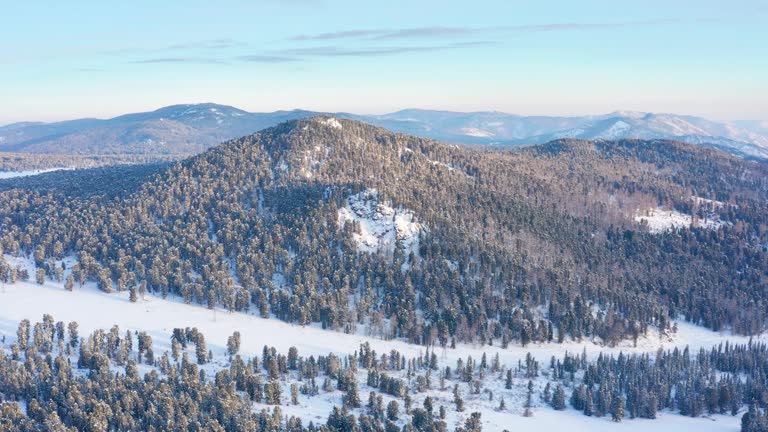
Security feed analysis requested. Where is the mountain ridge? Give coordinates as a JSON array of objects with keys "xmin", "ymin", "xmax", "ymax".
[{"xmin": 2, "ymin": 103, "xmax": 767, "ymax": 159}]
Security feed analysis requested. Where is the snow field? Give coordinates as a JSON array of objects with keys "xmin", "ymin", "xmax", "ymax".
[{"xmin": 0, "ymin": 254, "xmax": 758, "ymax": 431}]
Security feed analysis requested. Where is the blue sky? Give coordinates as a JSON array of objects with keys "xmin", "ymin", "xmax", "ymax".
[{"xmin": 1, "ymin": 0, "xmax": 766, "ymax": 123}]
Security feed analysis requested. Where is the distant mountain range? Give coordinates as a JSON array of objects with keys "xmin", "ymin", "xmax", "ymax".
[
  {"xmin": 361, "ymin": 109, "xmax": 768, "ymax": 159},
  {"xmin": 2, "ymin": 103, "xmax": 767, "ymax": 159}
]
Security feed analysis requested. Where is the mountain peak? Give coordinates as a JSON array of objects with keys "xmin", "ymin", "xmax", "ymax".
[{"xmin": 152, "ymin": 103, "xmax": 249, "ymax": 119}]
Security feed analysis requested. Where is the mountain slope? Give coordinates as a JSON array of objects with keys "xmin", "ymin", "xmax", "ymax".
[
  {"xmin": 1, "ymin": 117, "xmax": 767, "ymax": 346},
  {"xmin": 2, "ymin": 104, "xmax": 767, "ymax": 159},
  {"xmin": 0, "ymin": 104, "xmax": 316, "ymax": 155}
]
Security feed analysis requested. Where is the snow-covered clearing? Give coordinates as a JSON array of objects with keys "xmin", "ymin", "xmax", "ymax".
[
  {"xmin": 318, "ymin": 117, "xmax": 343, "ymax": 129},
  {"xmin": 478, "ymin": 409, "xmax": 740, "ymax": 432},
  {"xmin": 263, "ymin": 388, "xmax": 740, "ymax": 432},
  {"xmin": 0, "ymin": 251, "xmax": 759, "ymax": 431},
  {"xmin": 0, "ymin": 167, "xmax": 71, "ymax": 179},
  {"xmin": 0, "ymin": 264, "xmax": 756, "ymax": 368},
  {"xmin": 634, "ymin": 207, "xmax": 726, "ymax": 233},
  {"xmin": 337, "ymin": 189, "xmax": 426, "ymax": 257}
]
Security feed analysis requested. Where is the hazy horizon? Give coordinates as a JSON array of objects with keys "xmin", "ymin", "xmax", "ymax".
[{"xmin": 2, "ymin": 102, "xmax": 766, "ymax": 128}]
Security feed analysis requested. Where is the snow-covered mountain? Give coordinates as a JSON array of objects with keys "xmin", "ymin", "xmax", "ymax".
[
  {"xmin": 365, "ymin": 110, "xmax": 768, "ymax": 159},
  {"xmin": 0, "ymin": 104, "xmax": 315, "ymax": 155},
  {"xmin": 2, "ymin": 104, "xmax": 767, "ymax": 159}
]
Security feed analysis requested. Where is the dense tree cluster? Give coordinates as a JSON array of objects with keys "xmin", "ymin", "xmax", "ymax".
[
  {"xmin": 534, "ymin": 340, "xmax": 768, "ymax": 428},
  {"xmin": 0, "ymin": 118, "xmax": 766, "ymax": 348},
  {"xmin": 0, "ymin": 315, "xmax": 487, "ymax": 432},
  {"xmin": 0, "ymin": 152, "xmax": 178, "ymax": 173},
  {"xmin": 8, "ymin": 313, "xmax": 768, "ymax": 431}
]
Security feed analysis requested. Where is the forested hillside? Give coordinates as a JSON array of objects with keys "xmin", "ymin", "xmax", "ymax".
[
  {"xmin": 1, "ymin": 117, "xmax": 766, "ymax": 347},
  {"xmin": 3, "ymin": 313, "xmax": 768, "ymax": 431}
]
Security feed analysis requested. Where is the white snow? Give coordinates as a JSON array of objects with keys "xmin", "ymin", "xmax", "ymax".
[
  {"xmin": 0, "ymin": 168, "xmax": 71, "ymax": 179},
  {"xmin": 596, "ymin": 120, "xmax": 631, "ymax": 139},
  {"xmin": 634, "ymin": 208, "xmax": 693, "ymax": 233},
  {"xmin": 460, "ymin": 127, "xmax": 495, "ymax": 138},
  {"xmin": 634, "ymin": 207, "xmax": 726, "ymax": 233},
  {"xmin": 1, "ymin": 255, "xmax": 757, "ymax": 367},
  {"xmin": 337, "ymin": 189, "xmax": 425, "ymax": 256},
  {"xmin": 478, "ymin": 408, "xmax": 740, "ymax": 432},
  {"xmin": 429, "ymin": 159, "xmax": 456, "ymax": 171},
  {"xmin": 552, "ymin": 128, "xmax": 584, "ymax": 139},
  {"xmin": 692, "ymin": 195, "xmax": 734, "ymax": 209},
  {"xmin": 319, "ymin": 117, "xmax": 343, "ymax": 129},
  {"xmin": 0, "ymin": 254, "xmax": 759, "ymax": 432}
]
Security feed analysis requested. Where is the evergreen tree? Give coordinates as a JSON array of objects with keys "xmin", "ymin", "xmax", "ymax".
[
  {"xmin": 611, "ymin": 394, "xmax": 625, "ymax": 422},
  {"xmin": 387, "ymin": 400, "xmax": 399, "ymax": 421},
  {"xmin": 551, "ymin": 385, "xmax": 566, "ymax": 410}
]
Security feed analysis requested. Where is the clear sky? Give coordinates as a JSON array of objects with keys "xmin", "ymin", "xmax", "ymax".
[{"xmin": 1, "ymin": 0, "xmax": 766, "ymax": 124}]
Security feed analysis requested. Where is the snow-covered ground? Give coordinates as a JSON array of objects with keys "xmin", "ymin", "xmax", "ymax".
[
  {"xmin": 460, "ymin": 127, "xmax": 495, "ymax": 138},
  {"xmin": 478, "ymin": 409, "xmax": 740, "ymax": 432},
  {"xmin": 1, "ymin": 262, "xmax": 755, "ymax": 367},
  {"xmin": 595, "ymin": 120, "xmax": 631, "ymax": 139},
  {"xmin": 634, "ymin": 207, "xmax": 726, "ymax": 233},
  {"xmin": 337, "ymin": 189, "xmax": 426, "ymax": 257},
  {"xmin": 0, "ymin": 167, "xmax": 71, "ymax": 179},
  {"xmin": 0, "ymin": 252, "xmax": 758, "ymax": 431},
  {"xmin": 319, "ymin": 117, "xmax": 343, "ymax": 129}
]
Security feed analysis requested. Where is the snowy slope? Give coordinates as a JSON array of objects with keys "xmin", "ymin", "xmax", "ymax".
[
  {"xmin": 0, "ymin": 254, "xmax": 758, "ymax": 431},
  {"xmin": 367, "ymin": 110, "xmax": 768, "ymax": 159},
  {"xmin": 634, "ymin": 208, "xmax": 727, "ymax": 233},
  {"xmin": 0, "ymin": 167, "xmax": 71, "ymax": 179}
]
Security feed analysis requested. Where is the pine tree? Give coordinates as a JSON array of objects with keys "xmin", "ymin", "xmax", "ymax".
[
  {"xmin": 387, "ymin": 400, "xmax": 399, "ymax": 421},
  {"xmin": 464, "ymin": 412, "xmax": 482, "ymax": 432},
  {"xmin": 552, "ymin": 385, "xmax": 566, "ymax": 410},
  {"xmin": 584, "ymin": 391, "xmax": 593, "ymax": 417},
  {"xmin": 453, "ymin": 384, "xmax": 465, "ymax": 412},
  {"xmin": 524, "ymin": 380, "xmax": 534, "ymax": 417},
  {"xmin": 291, "ymin": 383, "xmax": 299, "ymax": 405},
  {"xmin": 423, "ymin": 396, "xmax": 433, "ymax": 415},
  {"xmin": 67, "ymin": 321, "xmax": 79, "ymax": 348},
  {"xmin": 196, "ymin": 333, "xmax": 207, "ymax": 365},
  {"xmin": 16, "ymin": 319, "xmax": 30, "ymax": 350},
  {"xmin": 227, "ymin": 331, "xmax": 241, "ymax": 356},
  {"xmin": 35, "ymin": 268, "xmax": 45, "ymax": 285},
  {"xmin": 344, "ymin": 380, "xmax": 361, "ymax": 408},
  {"xmin": 611, "ymin": 393, "xmax": 625, "ymax": 422}
]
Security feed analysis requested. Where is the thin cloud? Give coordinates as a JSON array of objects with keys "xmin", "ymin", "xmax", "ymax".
[
  {"xmin": 289, "ymin": 20, "xmax": 676, "ymax": 42},
  {"xmin": 129, "ymin": 57, "xmax": 228, "ymax": 65},
  {"xmin": 166, "ymin": 38, "xmax": 244, "ymax": 50},
  {"xmin": 275, "ymin": 41, "xmax": 493, "ymax": 58},
  {"xmin": 371, "ymin": 26, "xmax": 481, "ymax": 40},
  {"xmin": 237, "ymin": 55, "xmax": 299, "ymax": 63},
  {"xmin": 290, "ymin": 30, "xmax": 386, "ymax": 41},
  {"xmin": 103, "ymin": 39, "xmax": 245, "ymax": 56},
  {"xmin": 500, "ymin": 19, "xmax": 676, "ymax": 33}
]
